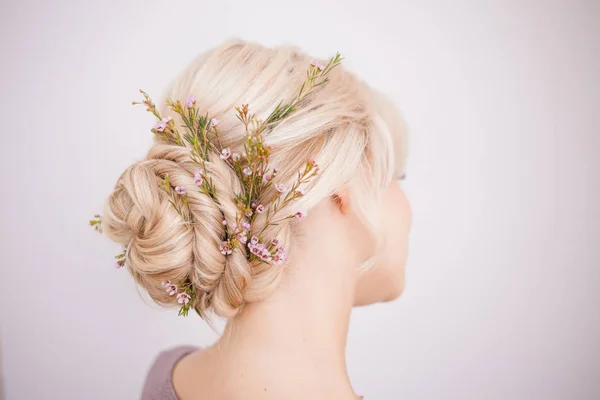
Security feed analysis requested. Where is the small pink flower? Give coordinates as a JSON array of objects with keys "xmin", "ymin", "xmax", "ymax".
[
  {"xmin": 259, "ymin": 247, "xmax": 272, "ymax": 262},
  {"xmin": 219, "ymin": 241, "xmax": 233, "ymax": 255},
  {"xmin": 154, "ymin": 116, "xmax": 173, "ymax": 132},
  {"xmin": 310, "ymin": 59, "xmax": 325, "ymax": 71},
  {"xmin": 194, "ymin": 172, "xmax": 203, "ymax": 186},
  {"xmin": 154, "ymin": 122, "xmax": 165, "ymax": 132},
  {"xmin": 175, "ymin": 185, "xmax": 187, "ymax": 195},
  {"xmin": 271, "ymin": 238, "xmax": 279, "ymax": 246},
  {"xmin": 238, "ymin": 232, "xmax": 248, "ymax": 244},
  {"xmin": 210, "ymin": 118, "xmax": 219, "ymax": 127},
  {"xmin": 295, "ymin": 210, "xmax": 307, "ymax": 220},
  {"xmin": 243, "ymin": 167, "xmax": 252, "ymax": 176},
  {"xmin": 250, "ymin": 236, "xmax": 259, "ymax": 245},
  {"xmin": 230, "ymin": 222, "xmax": 237, "ymax": 229},
  {"xmin": 273, "ymin": 253, "xmax": 286, "ymax": 264},
  {"xmin": 185, "ymin": 96, "xmax": 196, "ymax": 109},
  {"xmin": 273, "ymin": 246, "xmax": 288, "ymax": 264},
  {"xmin": 220, "ymin": 148, "xmax": 231, "ymax": 160},
  {"xmin": 248, "ymin": 242, "xmax": 266, "ymax": 257},
  {"xmin": 222, "ymin": 219, "xmax": 227, "ymax": 226},
  {"xmin": 256, "ymin": 204, "xmax": 265, "ymax": 214},
  {"xmin": 161, "ymin": 280, "xmax": 170, "ymax": 287},
  {"xmin": 232, "ymin": 153, "xmax": 241, "ymax": 162},
  {"xmin": 275, "ymin": 183, "xmax": 288, "ymax": 193},
  {"xmin": 177, "ymin": 292, "xmax": 191, "ymax": 305},
  {"xmin": 165, "ymin": 283, "xmax": 178, "ymax": 296},
  {"xmin": 242, "ymin": 222, "xmax": 251, "ymax": 230},
  {"xmin": 245, "ymin": 210, "xmax": 253, "ymax": 217},
  {"xmin": 272, "ymin": 167, "xmax": 279, "ymax": 175},
  {"xmin": 251, "ymin": 201, "xmax": 257, "ymax": 208},
  {"xmin": 115, "ymin": 262, "xmax": 123, "ymax": 269},
  {"xmin": 264, "ymin": 174, "xmax": 271, "ymax": 181},
  {"xmin": 297, "ymin": 189, "xmax": 306, "ymax": 196}
]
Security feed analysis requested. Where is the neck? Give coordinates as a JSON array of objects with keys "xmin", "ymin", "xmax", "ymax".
[{"xmin": 215, "ymin": 216, "xmax": 359, "ymax": 392}]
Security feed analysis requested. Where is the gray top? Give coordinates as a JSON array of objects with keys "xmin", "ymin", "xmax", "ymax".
[{"xmin": 140, "ymin": 345, "xmax": 198, "ymax": 400}]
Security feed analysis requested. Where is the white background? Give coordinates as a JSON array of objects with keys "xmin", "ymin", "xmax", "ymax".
[{"xmin": 1, "ymin": 0, "xmax": 599, "ymax": 399}]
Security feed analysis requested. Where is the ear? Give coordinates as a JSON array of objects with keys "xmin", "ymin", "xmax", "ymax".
[{"xmin": 331, "ymin": 189, "xmax": 351, "ymax": 215}]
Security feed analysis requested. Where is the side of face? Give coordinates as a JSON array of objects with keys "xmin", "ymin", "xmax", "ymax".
[{"xmin": 353, "ymin": 181, "xmax": 412, "ymax": 306}]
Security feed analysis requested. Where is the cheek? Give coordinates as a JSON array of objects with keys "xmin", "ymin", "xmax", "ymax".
[
  {"xmin": 379, "ymin": 183, "xmax": 411, "ymax": 294},
  {"xmin": 387, "ymin": 183, "xmax": 412, "ymax": 242},
  {"xmin": 354, "ymin": 183, "xmax": 412, "ymax": 305}
]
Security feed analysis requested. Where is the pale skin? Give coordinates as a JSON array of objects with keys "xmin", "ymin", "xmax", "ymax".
[{"xmin": 173, "ymin": 179, "xmax": 412, "ymax": 400}]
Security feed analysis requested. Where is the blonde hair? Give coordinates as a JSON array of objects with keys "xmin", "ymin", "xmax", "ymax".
[{"xmin": 101, "ymin": 39, "xmax": 408, "ymax": 319}]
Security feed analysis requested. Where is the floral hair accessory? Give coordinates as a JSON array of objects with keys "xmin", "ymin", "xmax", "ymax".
[
  {"xmin": 295, "ymin": 210, "xmax": 307, "ymax": 220},
  {"xmin": 114, "ymin": 248, "xmax": 127, "ymax": 269},
  {"xmin": 310, "ymin": 59, "xmax": 326, "ymax": 71},
  {"xmin": 177, "ymin": 292, "xmax": 191, "ymax": 305},
  {"xmin": 185, "ymin": 96, "xmax": 196, "ymax": 109},
  {"xmin": 90, "ymin": 53, "xmax": 343, "ymax": 317},
  {"xmin": 89, "ymin": 214, "xmax": 103, "ymax": 233}
]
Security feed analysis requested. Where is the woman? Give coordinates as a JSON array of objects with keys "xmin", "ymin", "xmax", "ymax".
[{"xmin": 94, "ymin": 39, "xmax": 411, "ymax": 399}]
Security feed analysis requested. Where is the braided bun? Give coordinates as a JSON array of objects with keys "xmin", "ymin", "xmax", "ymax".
[{"xmin": 105, "ymin": 142, "xmax": 263, "ymax": 316}]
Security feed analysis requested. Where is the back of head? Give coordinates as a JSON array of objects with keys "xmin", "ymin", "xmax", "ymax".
[{"xmin": 100, "ymin": 39, "xmax": 407, "ymax": 319}]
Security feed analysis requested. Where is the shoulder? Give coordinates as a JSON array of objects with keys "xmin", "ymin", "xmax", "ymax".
[{"xmin": 140, "ymin": 345, "xmax": 200, "ymax": 400}]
